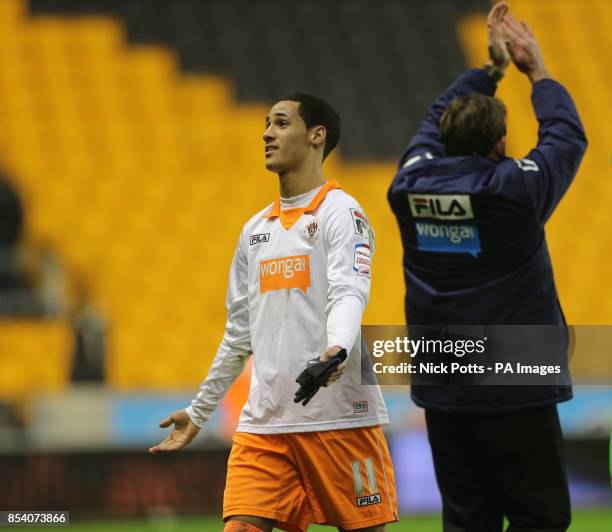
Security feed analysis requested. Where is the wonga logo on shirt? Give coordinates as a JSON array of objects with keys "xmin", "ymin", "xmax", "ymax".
[
  {"xmin": 408, "ymin": 194, "xmax": 481, "ymax": 256},
  {"xmin": 260, "ymin": 255, "xmax": 310, "ymax": 293}
]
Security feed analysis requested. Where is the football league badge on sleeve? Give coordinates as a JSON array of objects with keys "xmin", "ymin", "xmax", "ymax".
[
  {"xmin": 353, "ymin": 243, "xmax": 371, "ymax": 277},
  {"xmin": 350, "ymin": 208, "xmax": 370, "ymax": 238}
]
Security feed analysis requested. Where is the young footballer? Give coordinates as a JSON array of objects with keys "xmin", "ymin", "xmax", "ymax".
[{"xmin": 150, "ymin": 92, "xmax": 397, "ymax": 531}]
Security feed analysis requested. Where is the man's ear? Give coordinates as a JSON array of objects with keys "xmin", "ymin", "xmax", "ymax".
[
  {"xmin": 496, "ymin": 135, "xmax": 507, "ymax": 158},
  {"xmin": 310, "ymin": 125, "xmax": 327, "ymax": 149},
  {"xmin": 488, "ymin": 135, "xmax": 506, "ymax": 161}
]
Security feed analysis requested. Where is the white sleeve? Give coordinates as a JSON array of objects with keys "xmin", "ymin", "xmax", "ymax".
[
  {"xmin": 185, "ymin": 231, "xmax": 251, "ymax": 428},
  {"xmin": 325, "ymin": 203, "xmax": 373, "ymax": 354}
]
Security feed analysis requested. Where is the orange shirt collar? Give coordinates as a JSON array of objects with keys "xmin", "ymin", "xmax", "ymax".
[{"xmin": 264, "ymin": 180, "xmax": 342, "ymax": 230}]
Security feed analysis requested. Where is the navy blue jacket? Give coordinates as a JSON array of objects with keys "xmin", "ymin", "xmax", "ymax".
[{"xmin": 388, "ymin": 69, "xmax": 587, "ymax": 411}]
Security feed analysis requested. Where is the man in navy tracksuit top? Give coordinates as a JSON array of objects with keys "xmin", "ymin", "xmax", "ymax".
[{"xmin": 388, "ymin": 4, "xmax": 587, "ymax": 531}]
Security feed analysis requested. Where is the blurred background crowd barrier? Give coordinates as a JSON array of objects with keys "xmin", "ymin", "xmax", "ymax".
[{"xmin": 0, "ymin": 0, "xmax": 611, "ymax": 520}]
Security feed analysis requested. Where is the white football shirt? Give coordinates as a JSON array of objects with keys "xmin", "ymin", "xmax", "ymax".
[{"xmin": 186, "ymin": 181, "xmax": 389, "ymax": 433}]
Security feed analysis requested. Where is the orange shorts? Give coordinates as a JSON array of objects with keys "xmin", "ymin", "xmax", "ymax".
[{"xmin": 223, "ymin": 425, "xmax": 398, "ymax": 531}]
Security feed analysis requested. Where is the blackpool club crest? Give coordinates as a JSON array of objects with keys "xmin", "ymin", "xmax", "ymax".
[{"xmin": 303, "ymin": 217, "xmax": 321, "ymax": 244}]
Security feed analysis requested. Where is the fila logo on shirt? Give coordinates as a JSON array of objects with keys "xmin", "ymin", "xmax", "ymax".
[
  {"xmin": 408, "ymin": 194, "xmax": 474, "ymax": 220},
  {"xmin": 353, "ymin": 401, "xmax": 368, "ymax": 413},
  {"xmin": 260, "ymin": 255, "xmax": 310, "ymax": 293},
  {"xmin": 250, "ymin": 233, "xmax": 270, "ymax": 245}
]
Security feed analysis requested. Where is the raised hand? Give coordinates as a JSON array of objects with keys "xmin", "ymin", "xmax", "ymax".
[
  {"xmin": 487, "ymin": 2, "xmax": 511, "ymax": 71},
  {"xmin": 501, "ymin": 13, "xmax": 550, "ymax": 82}
]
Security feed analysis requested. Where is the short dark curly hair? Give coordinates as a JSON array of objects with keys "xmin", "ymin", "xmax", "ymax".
[
  {"xmin": 440, "ymin": 93, "xmax": 507, "ymax": 157},
  {"xmin": 279, "ymin": 92, "xmax": 341, "ymax": 160}
]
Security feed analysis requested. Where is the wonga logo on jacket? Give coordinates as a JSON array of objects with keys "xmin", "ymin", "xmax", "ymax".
[{"xmin": 260, "ymin": 255, "xmax": 310, "ymax": 293}]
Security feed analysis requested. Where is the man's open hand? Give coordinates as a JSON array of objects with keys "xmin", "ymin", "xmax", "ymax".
[
  {"xmin": 501, "ymin": 12, "xmax": 550, "ymax": 82},
  {"xmin": 148, "ymin": 409, "xmax": 200, "ymax": 454},
  {"xmin": 487, "ymin": 2, "xmax": 511, "ymax": 72}
]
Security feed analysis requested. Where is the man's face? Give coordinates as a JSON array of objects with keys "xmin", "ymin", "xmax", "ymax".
[{"xmin": 263, "ymin": 101, "xmax": 310, "ymax": 173}]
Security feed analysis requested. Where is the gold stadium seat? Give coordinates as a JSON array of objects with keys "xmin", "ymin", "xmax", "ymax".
[
  {"xmin": 0, "ymin": 320, "xmax": 72, "ymax": 403},
  {"xmin": 459, "ymin": 0, "xmax": 612, "ymax": 324},
  {"xmin": 0, "ymin": 0, "xmax": 609, "ymax": 398}
]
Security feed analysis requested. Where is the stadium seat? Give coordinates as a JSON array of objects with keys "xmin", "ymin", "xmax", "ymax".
[
  {"xmin": 0, "ymin": 0, "xmax": 608, "ymax": 401},
  {"xmin": 458, "ymin": 0, "xmax": 612, "ymax": 324},
  {"xmin": 0, "ymin": 320, "xmax": 72, "ymax": 403}
]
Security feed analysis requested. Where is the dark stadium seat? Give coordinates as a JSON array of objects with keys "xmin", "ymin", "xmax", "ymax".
[
  {"xmin": 4, "ymin": 0, "xmax": 607, "ymax": 395},
  {"xmin": 29, "ymin": 0, "xmax": 489, "ymax": 160}
]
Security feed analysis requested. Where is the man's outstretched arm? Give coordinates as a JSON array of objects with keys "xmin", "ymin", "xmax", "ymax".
[
  {"xmin": 398, "ymin": 2, "xmax": 511, "ymax": 168},
  {"xmin": 149, "ymin": 232, "xmax": 251, "ymax": 453},
  {"xmin": 501, "ymin": 13, "xmax": 587, "ymax": 224}
]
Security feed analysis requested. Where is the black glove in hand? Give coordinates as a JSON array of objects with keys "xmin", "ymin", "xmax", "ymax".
[{"xmin": 293, "ymin": 349, "xmax": 348, "ymax": 406}]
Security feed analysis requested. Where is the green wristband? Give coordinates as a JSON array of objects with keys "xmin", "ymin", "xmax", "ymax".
[{"xmin": 483, "ymin": 63, "xmax": 505, "ymax": 82}]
